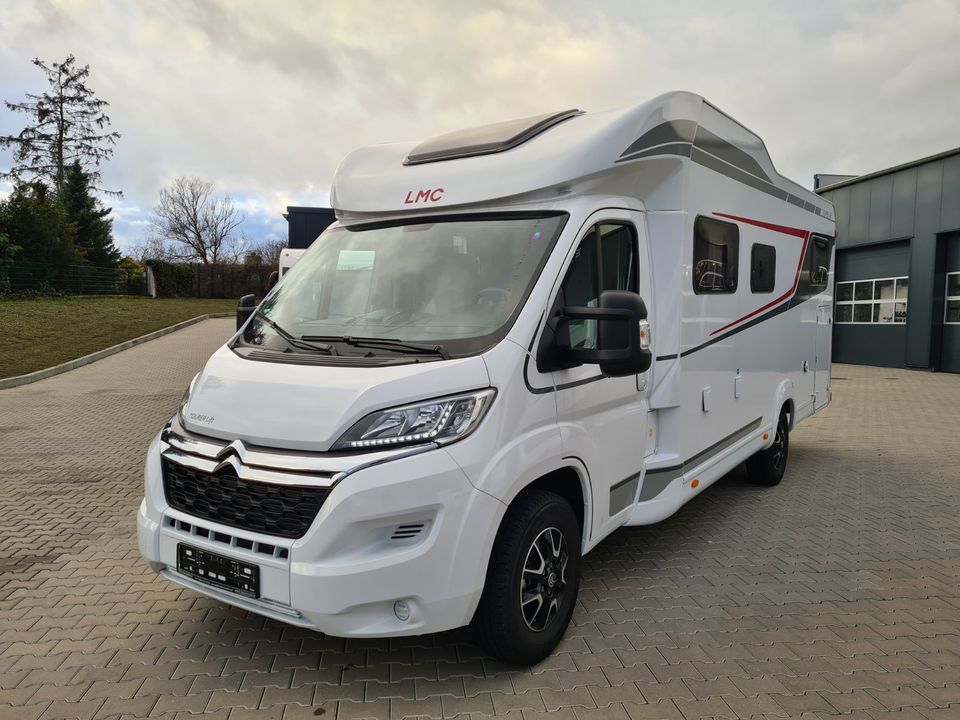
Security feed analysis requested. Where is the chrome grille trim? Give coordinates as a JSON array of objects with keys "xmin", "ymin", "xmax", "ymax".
[
  {"xmin": 159, "ymin": 418, "xmax": 438, "ymax": 489},
  {"xmin": 161, "ymin": 423, "xmax": 338, "ymax": 488}
]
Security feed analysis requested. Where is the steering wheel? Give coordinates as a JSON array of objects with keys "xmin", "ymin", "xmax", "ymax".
[{"xmin": 472, "ymin": 287, "xmax": 510, "ymax": 307}]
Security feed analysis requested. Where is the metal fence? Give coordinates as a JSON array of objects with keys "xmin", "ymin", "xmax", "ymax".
[
  {"xmin": 149, "ymin": 261, "xmax": 274, "ymax": 299},
  {"xmin": 0, "ymin": 262, "xmax": 147, "ymax": 296}
]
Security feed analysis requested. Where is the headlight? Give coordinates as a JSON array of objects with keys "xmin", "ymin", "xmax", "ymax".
[
  {"xmin": 177, "ymin": 374, "xmax": 199, "ymax": 425},
  {"xmin": 331, "ymin": 388, "xmax": 496, "ymax": 451}
]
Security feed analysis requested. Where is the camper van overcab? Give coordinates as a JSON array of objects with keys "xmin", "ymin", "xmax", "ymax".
[{"xmin": 138, "ymin": 91, "xmax": 836, "ymax": 664}]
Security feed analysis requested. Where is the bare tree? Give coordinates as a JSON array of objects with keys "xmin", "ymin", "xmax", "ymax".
[
  {"xmin": 129, "ymin": 234, "xmax": 177, "ymax": 264},
  {"xmin": 253, "ymin": 237, "xmax": 287, "ymax": 268},
  {"xmin": 149, "ymin": 176, "xmax": 244, "ymax": 295},
  {"xmin": 0, "ymin": 54, "xmax": 121, "ymax": 195},
  {"xmin": 150, "ymin": 176, "xmax": 243, "ymax": 264}
]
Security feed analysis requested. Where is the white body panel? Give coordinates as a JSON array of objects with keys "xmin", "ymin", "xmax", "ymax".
[
  {"xmin": 279, "ymin": 248, "xmax": 306, "ymax": 277},
  {"xmin": 139, "ymin": 92, "xmax": 835, "ymax": 637}
]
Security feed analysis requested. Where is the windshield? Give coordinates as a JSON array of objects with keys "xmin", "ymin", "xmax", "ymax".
[{"xmin": 239, "ymin": 213, "xmax": 567, "ymax": 358}]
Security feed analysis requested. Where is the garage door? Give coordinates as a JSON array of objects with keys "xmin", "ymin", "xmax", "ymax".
[
  {"xmin": 833, "ymin": 241, "xmax": 911, "ymax": 368},
  {"xmin": 941, "ymin": 235, "xmax": 960, "ymax": 373}
]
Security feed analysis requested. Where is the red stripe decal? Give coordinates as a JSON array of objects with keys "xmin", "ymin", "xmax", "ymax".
[
  {"xmin": 713, "ymin": 212, "xmax": 809, "ymax": 238},
  {"xmin": 708, "ymin": 212, "xmax": 810, "ymax": 337}
]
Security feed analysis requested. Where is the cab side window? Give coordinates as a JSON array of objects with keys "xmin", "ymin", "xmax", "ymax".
[{"xmin": 560, "ymin": 223, "xmax": 638, "ymax": 349}]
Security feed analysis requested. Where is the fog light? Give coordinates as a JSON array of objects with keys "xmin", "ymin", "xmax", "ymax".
[{"xmin": 394, "ymin": 600, "xmax": 411, "ymax": 622}]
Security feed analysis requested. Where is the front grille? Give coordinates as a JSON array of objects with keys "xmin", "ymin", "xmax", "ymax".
[{"xmin": 162, "ymin": 458, "xmax": 329, "ymax": 539}]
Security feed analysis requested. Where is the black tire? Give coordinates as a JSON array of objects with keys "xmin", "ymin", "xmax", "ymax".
[
  {"xmin": 746, "ymin": 410, "xmax": 789, "ymax": 486},
  {"xmin": 473, "ymin": 489, "xmax": 581, "ymax": 666}
]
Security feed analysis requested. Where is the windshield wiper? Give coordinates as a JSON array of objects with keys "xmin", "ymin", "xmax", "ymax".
[
  {"xmin": 301, "ymin": 335, "xmax": 450, "ymax": 360},
  {"xmin": 255, "ymin": 310, "xmax": 339, "ymax": 355}
]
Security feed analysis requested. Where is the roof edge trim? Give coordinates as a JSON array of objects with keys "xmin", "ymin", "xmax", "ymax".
[{"xmin": 816, "ymin": 146, "xmax": 960, "ymax": 193}]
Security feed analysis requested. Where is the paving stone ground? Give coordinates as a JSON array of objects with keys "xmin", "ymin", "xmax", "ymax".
[{"xmin": 1, "ymin": 317, "xmax": 959, "ymax": 720}]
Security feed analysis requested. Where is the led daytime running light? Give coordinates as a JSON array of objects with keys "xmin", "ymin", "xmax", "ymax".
[{"xmin": 332, "ymin": 389, "xmax": 495, "ymax": 452}]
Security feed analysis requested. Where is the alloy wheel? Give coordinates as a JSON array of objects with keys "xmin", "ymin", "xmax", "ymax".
[{"xmin": 520, "ymin": 527, "xmax": 569, "ymax": 632}]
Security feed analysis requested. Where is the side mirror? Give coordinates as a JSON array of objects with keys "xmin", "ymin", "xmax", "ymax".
[
  {"xmin": 546, "ymin": 290, "xmax": 652, "ymax": 376},
  {"xmin": 267, "ymin": 270, "xmax": 279, "ymax": 291},
  {"xmin": 236, "ymin": 293, "xmax": 256, "ymax": 331}
]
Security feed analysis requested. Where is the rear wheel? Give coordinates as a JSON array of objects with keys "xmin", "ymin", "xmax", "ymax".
[
  {"xmin": 473, "ymin": 489, "xmax": 581, "ymax": 665},
  {"xmin": 746, "ymin": 410, "xmax": 789, "ymax": 486}
]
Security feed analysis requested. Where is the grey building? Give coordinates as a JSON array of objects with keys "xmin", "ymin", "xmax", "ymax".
[
  {"xmin": 816, "ymin": 148, "xmax": 960, "ymax": 373},
  {"xmin": 284, "ymin": 206, "xmax": 336, "ymax": 249}
]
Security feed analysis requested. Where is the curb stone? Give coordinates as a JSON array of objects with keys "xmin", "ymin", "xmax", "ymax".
[{"xmin": 0, "ymin": 312, "xmax": 235, "ymax": 390}]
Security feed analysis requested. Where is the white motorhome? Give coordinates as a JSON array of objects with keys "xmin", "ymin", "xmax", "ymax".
[
  {"xmin": 278, "ymin": 247, "xmax": 306, "ymax": 278},
  {"xmin": 138, "ymin": 91, "xmax": 836, "ymax": 665}
]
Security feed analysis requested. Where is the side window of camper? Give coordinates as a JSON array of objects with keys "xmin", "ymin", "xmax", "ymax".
[
  {"xmin": 808, "ymin": 234, "xmax": 832, "ymax": 286},
  {"xmin": 693, "ymin": 217, "xmax": 739, "ymax": 293},
  {"xmin": 560, "ymin": 223, "xmax": 638, "ymax": 349},
  {"xmin": 750, "ymin": 243, "xmax": 776, "ymax": 293}
]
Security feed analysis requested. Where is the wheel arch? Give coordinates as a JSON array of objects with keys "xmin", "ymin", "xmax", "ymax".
[
  {"xmin": 498, "ymin": 459, "xmax": 591, "ymax": 553},
  {"xmin": 772, "ymin": 379, "xmax": 797, "ymax": 434}
]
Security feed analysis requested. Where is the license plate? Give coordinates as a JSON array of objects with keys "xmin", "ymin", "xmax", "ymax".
[{"xmin": 177, "ymin": 543, "xmax": 260, "ymax": 598}]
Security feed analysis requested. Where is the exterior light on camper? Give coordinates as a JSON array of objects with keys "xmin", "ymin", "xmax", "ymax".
[{"xmin": 331, "ymin": 389, "xmax": 496, "ymax": 451}]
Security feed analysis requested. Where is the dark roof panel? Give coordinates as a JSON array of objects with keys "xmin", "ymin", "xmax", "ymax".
[
  {"xmin": 815, "ymin": 146, "xmax": 960, "ymax": 193},
  {"xmin": 404, "ymin": 109, "xmax": 583, "ymax": 165}
]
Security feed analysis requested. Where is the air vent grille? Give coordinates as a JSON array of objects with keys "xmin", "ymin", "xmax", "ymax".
[
  {"xmin": 391, "ymin": 523, "xmax": 426, "ymax": 541},
  {"xmin": 164, "ymin": 516, "xmax": 289, "ymax": 559}
]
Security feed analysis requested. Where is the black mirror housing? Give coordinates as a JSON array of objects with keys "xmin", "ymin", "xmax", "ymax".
[
  {"xmin": 268, "ymin": 270, "xmax": 279, "ymax": 291},
  {"xmin": 541, "ymin": 290, "xmax": 651, "ymax": 376},
  {"xmin": 236, "ymin": 293, "xmax": 256, "ymax": 331},
  {"xmin": 596, "ymin": 290, "xmax": 651, "ymax": 376}
]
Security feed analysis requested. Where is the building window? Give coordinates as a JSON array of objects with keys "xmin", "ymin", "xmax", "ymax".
[
  {"xmin": 835, "ymin": 276, "xmax": 908, "ymax": 324},
  {"xmin": 694, "ymin": 216, "xmax": 738, "ymax": 294},
  {"xmin": 946, "ymin": 272, "xmax": 960, "ymax": 324},
  {"xmin": 750, "ymin": 243, "xmax": 776, "ymax": 293}
]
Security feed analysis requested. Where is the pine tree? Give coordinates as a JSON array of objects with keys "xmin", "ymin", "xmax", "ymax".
[
  {"xmin": 61, "ymin": 161, "xmax": 120, "ymax": 267},
  {"xmin": 0, "ymin": 54, "xmax": 121, "ymax": 195},
  {"xmin": 0, "ymin": 183, "xmax": 78, "ymax": 267}
]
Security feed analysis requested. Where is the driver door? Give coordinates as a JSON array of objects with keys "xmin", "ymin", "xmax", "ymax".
[{"xmin": 552, "ymin": 211, "xmax": 651, "ymax": 543}]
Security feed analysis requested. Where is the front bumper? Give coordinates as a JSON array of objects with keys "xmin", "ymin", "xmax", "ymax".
[{"xmin": 137, "ymin": 424, "xmax": 505, "ymax": 637}]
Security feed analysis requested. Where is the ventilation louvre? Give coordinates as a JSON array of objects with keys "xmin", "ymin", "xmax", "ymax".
[
  {"xmin": 165, "ymin": 516, "xmax": 290, "ymax": 560},
  {"xmin": 390, "ymin": 523, "xmax": 426, "ymax": 541}
]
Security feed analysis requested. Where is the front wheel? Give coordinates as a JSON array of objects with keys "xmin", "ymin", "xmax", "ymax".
[
  {"xmin": 473, "ymin": 490, "xmax": 581, "ymax": 665},
  {"xmin": 746, "ymin": 410, "xmax": 789, "ymax": 486}
]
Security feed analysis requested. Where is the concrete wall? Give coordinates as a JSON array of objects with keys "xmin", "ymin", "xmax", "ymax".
[{"xmin": 820, "ymin": 151, "xmax": 960, "ymax": 370}]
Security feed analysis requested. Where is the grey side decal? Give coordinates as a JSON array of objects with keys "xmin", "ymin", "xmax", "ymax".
[
  {"xmin": 691, "ymin": 148, "xmax": 790, "ymax": 201},
  {"xmin": 619, "ymin": 120, "xmax": 698, "ymax": 158},
  {"xmin": 616, "ymin": 128, "xmax": 827, "ymax": 219},
  {"xmin": 638, "ymin": 465, "xmax": 682, "ymax": 501},
  {"xmin": 609, "ymin": 474, "xmax": 640, "ymax": 516},
  {"xmin": 619, "ymin": 142, "xmax": 693, "ymax": 163},
  {"xmin": 638, "ymin": 416, "xmax": 763, "ymax": 502},
  {"xmin": 691, "ymin": 126, "xmax": 771, "ymax": 182}
]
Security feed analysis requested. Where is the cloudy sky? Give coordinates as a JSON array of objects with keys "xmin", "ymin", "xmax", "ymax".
[{"xmin": 1, "ymin": 0, "xmax": 958, "ymax": 254}]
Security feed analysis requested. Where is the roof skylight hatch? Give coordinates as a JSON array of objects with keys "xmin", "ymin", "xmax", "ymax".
[{"xmin": 403, "ymin": 109, "xmax": 583, "ymax": 166}]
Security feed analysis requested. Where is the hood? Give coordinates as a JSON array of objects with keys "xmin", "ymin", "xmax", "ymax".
[{"xmin": 181, "ymin": 345, "xmax": 491, "ymax": 452}]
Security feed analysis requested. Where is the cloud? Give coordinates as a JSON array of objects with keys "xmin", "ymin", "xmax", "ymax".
[{"xmin": 1, "ymin": 0, "xmax": 958, "ymax": 253}]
